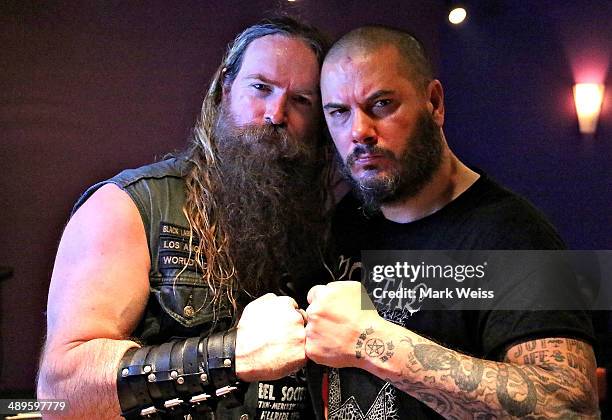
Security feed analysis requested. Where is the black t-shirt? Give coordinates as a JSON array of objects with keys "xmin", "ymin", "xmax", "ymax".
[{"xmin": 308, "ymin": 172, "xmax": 595, "ymax": 419}]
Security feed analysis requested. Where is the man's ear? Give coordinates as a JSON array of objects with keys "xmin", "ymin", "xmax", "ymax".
[
  {"xmin": 222, "ymin": 80, "xmax": 231, "ymax": 99},
  {"xmin": 220, "ymin": 67, "xmax": 232, "ymax": 99},
  {"xmin": 426, "ymin": 79, "xmax": 445, "ymax": 127}
]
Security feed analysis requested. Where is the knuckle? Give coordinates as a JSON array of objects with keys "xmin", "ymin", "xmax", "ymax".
[
  {"xmin": 306, "ymin": 309, "xmax": 319, "ymax": 322},
  {"xmin": 260, "ymin": 293, "xmax": 277, "ymax": 301}
]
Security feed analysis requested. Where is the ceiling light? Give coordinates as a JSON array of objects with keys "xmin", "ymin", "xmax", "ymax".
[{"xmin": 449, "ymin": 7, "xmax": 467, "ymax": 25}]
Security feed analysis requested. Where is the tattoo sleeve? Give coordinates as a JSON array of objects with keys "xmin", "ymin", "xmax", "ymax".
[{"xmin": 364, "ymin": 327, "xmax": 599, "ymax": 419}]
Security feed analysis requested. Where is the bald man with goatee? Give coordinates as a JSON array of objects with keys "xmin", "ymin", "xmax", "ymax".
[{"xmin": 304, "ymin": 25, "xmax": 598, "ymax": 419}]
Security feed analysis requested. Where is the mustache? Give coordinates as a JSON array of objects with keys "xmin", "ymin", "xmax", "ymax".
[
  {"xmin": 222, "ymin": 122, "xmax": 287, "ymax": 148},
  {"xmin": 216, "ymin": 119, "xmax": 314, "ymax": 161},
  {"xmin": 228, "ymin": 122, "xmax": 288, "ymax": 143},
  {"xmin": 346, "ymin": 144, "xmax": 396, "ymax": 166}
]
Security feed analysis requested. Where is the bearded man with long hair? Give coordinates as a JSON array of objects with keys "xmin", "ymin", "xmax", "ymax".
[{"xmin": 38, "ymin": 17, "xmax": 332, "ymax": 420}]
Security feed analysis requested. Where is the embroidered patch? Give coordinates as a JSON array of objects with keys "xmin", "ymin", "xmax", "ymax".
[
  {"xmin": 158, "ymin": 222, "xmax": 202, "ymax": 274},
  {"xmin": 159, "ymin": 222, "xmax": 194, "ymax": 240}
]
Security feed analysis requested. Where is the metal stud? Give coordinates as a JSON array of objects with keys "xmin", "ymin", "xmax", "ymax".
[
  {"xmin": 190, "ymin": 393, "xmax": 211, "ymax": 403},
  {"xmin": 223, "ymin": 358, "xmax": 232, "ymax": 367},
  {"xmin": 170, "ymin": 370, "xmax": 178, "ymax": 380},
  {"xmin": 121, "ymin": 368, "xmax": 129, "ymax": 377},
  {"xmin": 164, "ymin": 398, "xmax": 183, "ymax": 409},
  {"xmin": 183, "ymin": 305, "xmax": 195, "ymax": 318},
  {"xmin": 143, "ymin": 365, "xmax": 152, "ymax": 373},
  {"xmin": 200, "ymin": 373, "xmax": 208, "ymax": 382},
  {"xmin": 147, "ymin": 373, "xmax": 156, "ymax": 382},
  {"xmin": 140, "ymin": 406, "xmax": 157, "ymax": 416},
  {"xmin": 177, "ymin": 377, "xmax": 185, "ymax": 385}
]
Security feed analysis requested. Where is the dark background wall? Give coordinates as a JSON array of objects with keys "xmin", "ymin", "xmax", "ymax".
[
  {"xmin": 1, "ymin": 0, "xmax": 610, "ymax": 396},
  {"xmin": 439, "ymin": 0, "xmax": 611, "ymax": 250}
]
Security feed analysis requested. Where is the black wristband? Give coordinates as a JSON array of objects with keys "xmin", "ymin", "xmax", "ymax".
[
  {"xmin": 183, "ymin": 336, "xmax": 215, "ymax": 415},
  {"xmin": 182, "ymin": 336, "xmax": 206, "ymax": 395},
  {"xmin": 151, "ymin": 340, "xmax": 186, "ymax": 419},
  {"xmin": 117, "ymin": 347, "xmax": 139, "ymax": 418},
  {"xmin": 144, "ymin": 340, "xmax": 177, "ymax": 403},
  {"xmin": 207, "ymin": 330, "xmax": 229, "ymax": 390},
  {"xmin": 207, "ymin": 328, "xmax": 239, "ymax": 388},
  {"xmin": 128, "ymin": 346, "xmax": 155, "ymax": 409},
  {"xmin": 222, "ymin": 328, "xmax": 238, "ymax": 384},
  {"xmin": 197, "ymin": 335, "xmax": 211, "ymax": 388},
  {"xmin": 117, "ymin": 346, "xmax": 160, "ymax": 419},
  {"xmin": 156, "ymin": 340, "xmax": 178, "ymax": 399},
  {"xmin": 207, "ymin": 327, "xmax": 244, "ymax": 407},
  {"xmin": 165, "ymin": 339, "xmax": 192, "ymax": 418},
  {"xmin": 116, "ymin": 337, "xmax": 222, "ymax": 419},
  {"xmin": 170, "ymin": 339, "xmax": 189, "ymax": 395}
]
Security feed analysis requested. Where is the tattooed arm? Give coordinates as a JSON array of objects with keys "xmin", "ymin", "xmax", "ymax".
[
  {"xmin": 305, "ymin": 281, "xmax": 599, "ymax": 419},
  {"xmin": 371, "ymin": 328, "xmax": 598, "ymax": 419}
]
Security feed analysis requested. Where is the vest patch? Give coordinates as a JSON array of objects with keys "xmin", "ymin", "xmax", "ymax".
[
  {"xmin": 160, "ymin": 222, "xmax": 193, "ymax": 240},
  {"xmin": 158, "ymin": 222, "xmax": 202, "ymax": 274}
]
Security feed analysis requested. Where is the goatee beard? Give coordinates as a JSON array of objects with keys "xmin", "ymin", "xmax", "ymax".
[
  {"xmin": 340, "ymin": 110, "xmax": 443, "ymax": 213},
  {"xmin": 213, "ymin": 107, "xmax": 326, "ymax": 302}
]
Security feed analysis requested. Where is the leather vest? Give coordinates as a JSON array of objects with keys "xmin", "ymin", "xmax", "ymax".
[{"xmin": 74, "ymin": 157, "xmax": 313, "ymax": 419}]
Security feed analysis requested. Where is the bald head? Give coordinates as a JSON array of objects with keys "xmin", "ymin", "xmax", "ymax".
[{"xmin": 324, "ymin": 26, "xmax": 433, "ymax": 90}]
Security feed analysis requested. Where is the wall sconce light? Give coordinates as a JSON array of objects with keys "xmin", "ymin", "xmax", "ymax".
[{"xmin": 573, "ymin": 83, "xmax": 605, "ymax": 135}]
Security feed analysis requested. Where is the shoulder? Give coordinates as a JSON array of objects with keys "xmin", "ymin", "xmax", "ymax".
[
  {"xmin": 49, "ymin": 182, "xmax": 151, "ymax": 345},
  {"xmin": 72, "ymin": 157, "xmax": 191, "ymax": 216},
  {"xmin": 111, "ymin": 157, "xmax": 190, "ymax": 187},
  {"xmin": 450, "ymin": 173, "xmax": 565, "ymax": 250}
]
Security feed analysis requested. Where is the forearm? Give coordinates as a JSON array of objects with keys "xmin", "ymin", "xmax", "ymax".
[
  {"xmin": 358, "ymin": 318, "xmax": 599, "ymax": 419},
  {"xmin": 38, "ymin": 338, "xmax": 138, "ymax": 420}
]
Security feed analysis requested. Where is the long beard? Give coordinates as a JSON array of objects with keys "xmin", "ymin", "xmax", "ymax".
[
  {"xmin": 213, "ymin": 107, "xmax": 326, "ymax": 301},
  {"xmin": 340, "ymin": 110, "xmax": 443, "ymax": 213}
]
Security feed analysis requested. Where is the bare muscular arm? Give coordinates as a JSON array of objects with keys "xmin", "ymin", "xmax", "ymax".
[
  {"xmin": 37, "ymin": 183, "xmax": 309, "ymax": 419},
  {"xmin": 37, "ymin": 183, "xmax": 151, "ymax": 419},
  {"xmin": 306, "ymin": 281, "xmax": 599, "ymax": 419}
]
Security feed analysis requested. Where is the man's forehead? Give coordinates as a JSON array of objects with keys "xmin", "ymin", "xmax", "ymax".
[
  {"xmin": 321, "ymin": 45, "xmax": 409, "ymax": 96},
  {"xmin": 323, "ymin": 44, "xmax": 403, "ymax": 79},
  {"xmin": 239, "ymin": 34, "xmax": 319, "ymax": 90},
  {"xmin": 244, "ymin": 34, "xmax": 297, "ymax": 58}
]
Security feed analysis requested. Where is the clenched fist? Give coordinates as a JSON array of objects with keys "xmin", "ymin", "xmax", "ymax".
[
  {"xmin": 305, "ymin": 281, "xmax": 381, "ymax": 368},
  {"xmin": 235, "ymin": 293, "xmax": 307, "ymax": 382}
]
